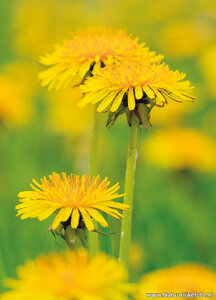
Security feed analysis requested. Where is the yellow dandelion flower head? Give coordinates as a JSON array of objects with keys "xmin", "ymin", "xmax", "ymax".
[
  {"xmin": 16, "ymin": 172, "xmax": 128, "ymax": 231},
  {"xmin": 79, "ymin": 57, "xmax": 195, "ymax": 127},
  {"xmin": 38, "ymin": 27, "xmax": 151, "ymax": 90},
  {"xmin": 135, "ymin": 263, "xmax": 216, "ymax": 300},
  {"xmin": 80, "ymin": 57, "xmax": 195, "ymax": 112},
  {"xmin": 142, "ymin": 128, "xmax": 216, "ymax": 172},
  {"xmin": 1, "ymin": 249, "xmax": 134, "ymax": 300}
]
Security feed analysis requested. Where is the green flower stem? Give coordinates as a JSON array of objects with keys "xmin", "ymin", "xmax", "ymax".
[
  {"xmin": 88, "ymin": 106, "xmax": 100, "ymax": 256},
  {"xmin": 119, "ymin": 115, "xmax": 137, "ymax": 271}
]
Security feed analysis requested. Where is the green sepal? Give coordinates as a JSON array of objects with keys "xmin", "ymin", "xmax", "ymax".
[
  {"xmin": 65, "ymin": 226, "xmax": 76, "ymax": 249},
  {"xmin": 106, "ymin": 104, "xmax": 125, "ymax": 128},
  {"xmin": 76, "ymin": 228, "xmax": 87, "ymax": 248}
]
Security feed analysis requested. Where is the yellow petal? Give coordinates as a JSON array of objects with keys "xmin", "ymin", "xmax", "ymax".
[
  {"xmin": 110, "ymin": 90, "xmax": 125, "ymax": 112},
  {"xmin": 38, "ymin": 207, "xmax": 57, "ymax": 221},
  {"xmin": 78, "ymin": 89, "xmax": 110, "ymax": 108},
  {"xmin": 128, "ymin": 89, "xmax": 135, "ymax": 110},
  {"xmin": 135, "ymin": 86, "xmax": 143, "ymax": 100},
  {"xmin": 97, "ymin": 91, "xmax": 119, "ymax": 112},
  {"xmin": 78, "ymin": 92, "xmax": 92, "ymax": 107},
  {"xmin": 154, "ymin": 89, "xmax": 166, "ymax": 105},
  {"xmin": 79, "ymin": 208, "xmax": 94, "ymax": 231},
  {"xmin": 93, "ymin": 205, "xmax": 122, "ymax": 221},
  {"xmin": 78, "ymin": 61, "xmax": 91, "ymax": 77},
  {"xmin": 71, "ymin": 208, "xmax": 80, "ymax": 229},
  {"xmin": 55, "ymin": 67, "xmax": 77, "ymax": 90},
  {"xmin": 87, "ymin": 208, "xmax": 108, "ymax": 227},
  {"xmin": 92, "ymin": 61, "xmax": 101, "ymax": 74},
  {"xmin": 17, "ymin": 191, "xmax": 32, "ymax": 198},
  {"xmin": 104, "ymin": 201, "xmax": 129, "ymax": 211},
  {"xmin": 52, "ymin": 207, "xmax": 72, "ymax": 230},
  {"xmin": 142, "ymin": 86, "xmax": 155, "ymax": 99},
  {"xmin": 90, "ymin": 89, "xmax": 111, "ymax": 104}
]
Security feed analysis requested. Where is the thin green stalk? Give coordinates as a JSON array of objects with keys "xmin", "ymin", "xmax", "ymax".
[
  {"xmin": 88, "ymin": 106, "xmax": 100, "ymax": 255},
  {"xmin": 119, "ymin": 115, "xmax": 137, "ymax": 271}
]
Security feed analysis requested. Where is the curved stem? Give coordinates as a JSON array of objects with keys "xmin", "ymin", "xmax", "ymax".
[
  {"xmin": 119, "ymin": 115, "xmax": 137, "ymax": 271},
  {"xmin": 88, "ymin": 106, "xmax": 100, "ymax": 256}
]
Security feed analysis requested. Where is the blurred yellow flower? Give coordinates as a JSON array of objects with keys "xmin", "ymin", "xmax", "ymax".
[
  {"xmin": 0, "ymin": 62, "xmax": 37, "ymax": 127},
  {"xmin": 200, "ymin": 44, "xmax": 216, "ymax": 98},
  {"xmin": 129, "ymin": 242, "xmax": 144, "ymax": 272},
  {"xmin": 159, "ymin": 22, "xmax": 209, "ymax": 57},
  {"xmin": 80, "ymin": 57, "xmax": 195, "ymax": 127},
  {"xmin": 12, "ymin": 0, "xmax": 88, "ymax": 58},
  {"xmin": 39, "ymin": 27, "xmax": 147, "ymax": 90},
  {"xmin": 142, "ymin": 128, "xmax": 216, "ymax": 172},
  {"xmin": 47, "ymin": 87, "xmax": 92, "ymax": 136},
  {"xmin": 16, "ymin": 172, "xmax": 128, "ymax": 231},
  {"xmin": 151, "ymin": 100, "xmax": 193, "ymax": 126},
  {"xmin": 1, "ymin": 249, "xmax": 133, "ymax": 300},
  {"xmin": 135, "ymin": 264, "xmax": 216, "ymax": 300}
]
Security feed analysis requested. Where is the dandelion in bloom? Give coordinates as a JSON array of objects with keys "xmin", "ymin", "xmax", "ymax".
[
  {"xmin": 135, "ymin": 264, "xmax": 216, "ymax": 300},
  {"xmin": 16, "ymin": 172, "xmax": 128, "ymax": 232},
  {"xmin": 1, "ymin": 249, "xmax": 134, "ymax": 300},
  {"xmin": 142, "ymin": 128, "xmax": 216, "ymax": 172},
  {"xmin": 39, "ymin": 27, "xmax": 151, "ymax": 90},
  {"xmin": 79, "ymin": 57, "xmax": 196, "ymax": 127}
]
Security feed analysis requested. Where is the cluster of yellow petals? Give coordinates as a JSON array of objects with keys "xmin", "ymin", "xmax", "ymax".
[
  {"xmin": 16, "ymin": 172, "xmax": 128, "ymax": 231},
  {"xmin": 79, "ymin": 57, "xmax": 195, "ymax": 113},
  {"xmin": 142, "ymin": 128, "xmax": 216, "ymax": 172},
  {"xmin": 1, "ymin": 250, "xmax": 133, "ymax": 300},
  {"xmin": 39, "ymin": 27, "xmax": 147, "ymax": 90},
  {"xmin": 135, "ymin": 264, "xmax": 216, "ymax": 300}
]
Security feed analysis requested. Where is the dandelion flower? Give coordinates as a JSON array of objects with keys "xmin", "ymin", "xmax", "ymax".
[
  {"xmin": 39, "ymin": 27, "xmax": 150, "ymax": 90},
  {"xmin": 16, "ymin": 172, "xmax": 128, "ymax": 231},
  {"xmin": 1, "ymin": 249, "xmax": 134, "ymax": 300},
  {"xmin": 79, "ymin": 57, "xmax": 196, "ymax": 127},
  {"xmin": 142, "ymin": 128, "xmax": 216, "ymax": 172},
  {"xmin": 135, "ymin": 264, "xmax": 216, "ymax": 300}
]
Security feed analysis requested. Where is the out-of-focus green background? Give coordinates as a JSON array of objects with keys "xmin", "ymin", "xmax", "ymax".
[{"xmin": 1, "ymin": 0, "xmax": 216, "ymax": 290}]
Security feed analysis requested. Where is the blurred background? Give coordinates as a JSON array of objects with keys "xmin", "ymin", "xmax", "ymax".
[{"xmin": 0, "ymin": 0, "xmax": 216, "ymax": 290}]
